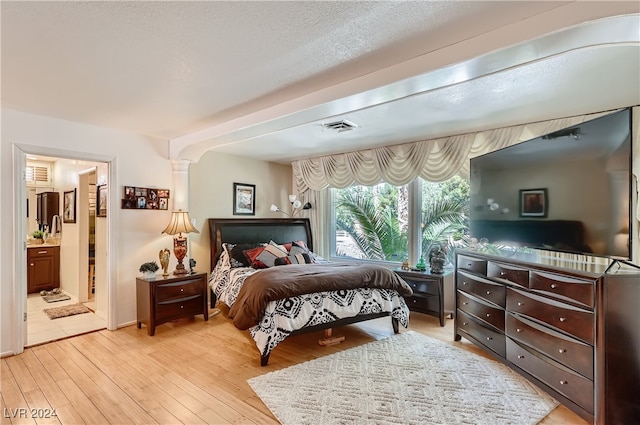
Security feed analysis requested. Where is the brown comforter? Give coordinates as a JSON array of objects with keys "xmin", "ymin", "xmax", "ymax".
[{"xmin": 228, "ymin": 263, "xmax": 413, "ymax": 330}]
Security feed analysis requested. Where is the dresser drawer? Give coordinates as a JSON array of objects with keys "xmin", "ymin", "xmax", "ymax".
[
  {"xmin": 457, "ymin": 270, "xmax": 506, "ymax": 307},
  {"xmin": 457, "ymin": 254, "xmax": 487, "ymax": 275},
  {"xmin": 529, "ymin": 270, "xmax": 595, "ymax": 309},
  {"xmin": 156, "ymin": 294, "xmax": 203, "ymax": 321},
  {"xmin": 28, "ymin": 246, "xmax": 58, "ymax": 258},
  {"xmin": 156, "ymin": 277, "xmax": 204, "ymax": 301},
  {"xmin": 487, "ymin": 261, "xmax": 529, "ymax": 287},
  {"xmin": 507, "ymin": 338, "xmax": 594, "ymax": 415},
  {"xmin": 457, "ymin": 309, "xmax": 505, "ymax": 357},
  {"xmin": 506, "ymin": 312, "xmax": 593, "ymax": 380},
  {"xmin": 457, "ymin": 290, "xmax": 504, "ymax": 331},
  {"xmin": 507, "ymin": 288, "xmax": 593, "ymax": 345}
]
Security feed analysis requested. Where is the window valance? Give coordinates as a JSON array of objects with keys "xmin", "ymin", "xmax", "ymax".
[{"xmin": 292, "ymin": 110, "xmax": 617, "ymax": 192}]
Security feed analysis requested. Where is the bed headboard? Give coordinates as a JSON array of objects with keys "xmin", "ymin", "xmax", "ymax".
[{"xmin": 208, "ymin": 218, "xmax": 313, "ymax": 271}]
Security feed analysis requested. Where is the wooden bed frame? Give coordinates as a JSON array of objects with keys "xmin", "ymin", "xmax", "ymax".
[{"xmin": 207, "ymin": 218, "xmax": 399, "ymax": 366}]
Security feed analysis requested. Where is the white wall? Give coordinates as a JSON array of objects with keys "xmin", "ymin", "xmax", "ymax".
[
  {"xmin": 1, "ymin": 109, "xmax": 173, "ymax": 355},
  {"xmin": 188, "ymin": 151, "xmax": 293, "ymax": 274}
]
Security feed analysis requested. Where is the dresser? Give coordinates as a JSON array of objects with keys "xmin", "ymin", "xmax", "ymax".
[
  {"xmin": 27, "ymin": 245, "xmax": 60, "ymax": 294},
  {"xmin": 136, "ymin": 272, "xmax": 209, "ymax": 336},
  {"xmin": 394, "ymin": 269, "xmax": 453, "ymax": 326},
  {"xmin": 454, "ymin": 250, "xmax": 640, "ymax": 425}
]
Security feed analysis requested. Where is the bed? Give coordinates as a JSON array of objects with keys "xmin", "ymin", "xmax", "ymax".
[{"xmin": 208, "ymin": 218, "xmax": 412, "ymax": 366}]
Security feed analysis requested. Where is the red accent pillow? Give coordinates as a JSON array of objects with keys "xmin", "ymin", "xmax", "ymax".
[{"xmin": 243, "ymin": 246, "xmax": 268, "ymax": 269}]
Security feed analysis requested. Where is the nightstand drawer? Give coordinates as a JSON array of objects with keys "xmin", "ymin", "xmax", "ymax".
[
  {"xmin": 156, "ymin": 294, "xmax": 203, "ymax": 321},
  {"xmin": 406, "ymin": 294, "xmax": 438, "ymax": 312},
  {"xmin": 405, "ymin": 278, "xmax": 439, "ymax": 296},
  {"xmin": 457, "ymin": 270, "xmax": 506, "ymax": 307},
  {"xmin": 156, "ymin": 277, "xmax": 204, "ymax": 301},
  {"xmin": 458, "ymin": 290, "xmax": 504, "ymax": 331}
]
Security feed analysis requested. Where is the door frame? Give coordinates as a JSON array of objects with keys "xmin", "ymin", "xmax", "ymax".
[{"xmin": 12, "ymin": 143, "xmax": 118, "ymax": 355}]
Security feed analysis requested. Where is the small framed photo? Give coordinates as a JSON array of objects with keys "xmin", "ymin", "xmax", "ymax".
[
  {"xmin": 124, "ymin": 186, "xmax": 135, "ymax": 200},
  {"xmin": 97, "ymin": 184, "xmax": 108, "ymax": 217},
  {"xmin": 520, "ymin": 188, "xmax": 547, "ymax": 218},
  {"xmin": 233, "ymin": 182, "xmax": 256, "ymax": 215},
  {"xmin": 63, "ymin": 189, "xmax": 76, "ymax": 223},
  {"xmin": 159, "ymin": 198, "xmax": 168, "ymax": 210}
]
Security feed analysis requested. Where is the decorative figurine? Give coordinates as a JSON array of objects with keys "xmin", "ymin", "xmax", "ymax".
[
  {"xmin": 429, "ymin": 244, "xmax": 447, "ymax": 274},
  {"xmin": 401, "ymin": 258, "xmax": 410, "ymax": 270},
  {"xmin": 189, "ymin": 258, "xmax": 197, "ymax": 274},
  {"xmin": 415, "ymin": 257, "xmax": 427, "ymax": 271},
  {"xmin": 159, "ymin": 248, "xmax": 170, "ymax": 277}
]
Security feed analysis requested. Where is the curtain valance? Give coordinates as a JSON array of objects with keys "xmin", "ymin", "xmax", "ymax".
[{"xmin": 292, "ymin": 110, "xmax": 616, "ymax": 192}]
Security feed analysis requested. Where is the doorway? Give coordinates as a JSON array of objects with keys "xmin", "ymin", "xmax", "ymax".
[{"xmin": 13, "ymin": 145, "xmax": 116, "ymax": 354}]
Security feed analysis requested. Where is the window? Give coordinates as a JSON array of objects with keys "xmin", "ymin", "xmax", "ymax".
[{"xmin": 331, "ymin": 176, "xmax": 469, "ymax": 265}]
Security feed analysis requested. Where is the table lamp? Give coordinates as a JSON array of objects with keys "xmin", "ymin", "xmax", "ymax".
[{"xmin": 161, "ymin": 209, "xmax": 199, "ymax": 275}]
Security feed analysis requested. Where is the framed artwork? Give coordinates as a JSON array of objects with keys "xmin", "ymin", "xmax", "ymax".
[
  {"xmin": 121, "ymin": 186, "xmax": 170, "ymax": 210},
  {"xmin": 97, "ymin": 184, "xmax": 108, "ymax": 217},
  {"xmin": 63, "ymin": 189, "xmax": 76, "ymax": 223},
  {"xmin": 520, "ymin": 188, "xmax": 547, "ymax": 218},
  {"xmin": 233, "ymin": 182, "xmax": 256, "ymax": 215}
]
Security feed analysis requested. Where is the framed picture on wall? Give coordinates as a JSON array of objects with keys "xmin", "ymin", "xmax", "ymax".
[
  {"xmin": 63, "ymin": 189, "xmax": 76, "ymax": 223},
  {"xmin": 520, "ymin": 188, "xmax": 547, "ymax": 218},
  {"xmin": 97, "ymin": 184, "xmax": 108, "ymax": 217},
  {"xmin": 233, "ymin": 182, "xmax": 256, "ymax": 215}
]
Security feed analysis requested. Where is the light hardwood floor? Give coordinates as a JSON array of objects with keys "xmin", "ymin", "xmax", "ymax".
[{"xmin": 2, "ymin": 306, "xmax": 587, "ymax": 424}]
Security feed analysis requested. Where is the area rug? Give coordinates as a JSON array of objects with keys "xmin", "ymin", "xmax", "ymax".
[
  {"xmin": 43, "ymin": 303, "xmax": 91, "ymax": 320},
  {"xmin": 248, "ymin": 331, "xmax": 558, "ymax": 425}
]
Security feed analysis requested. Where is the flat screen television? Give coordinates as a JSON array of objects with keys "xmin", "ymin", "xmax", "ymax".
[{"xmin": 469, "ymin": 108, "xmax": 632, "ymax": 260}]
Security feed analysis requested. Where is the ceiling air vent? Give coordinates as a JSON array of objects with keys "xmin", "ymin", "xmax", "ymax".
[
  {"xmin": 25, "ymin": 161, "xmax": 53, "ymax": 187},
  {"xmin": 322, "ymin": 119, "xmax": 358, "ymax": 133}
]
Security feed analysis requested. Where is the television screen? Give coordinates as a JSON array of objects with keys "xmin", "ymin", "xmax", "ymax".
[{"xmin": 469, "ymin": 108, "xmax": 632, "ymax": 259}]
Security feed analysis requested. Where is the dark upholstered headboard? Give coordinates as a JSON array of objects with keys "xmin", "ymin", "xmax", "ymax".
[{"xmin": 208, "ymin": 218, "xmax": 313, "ymax": 271}]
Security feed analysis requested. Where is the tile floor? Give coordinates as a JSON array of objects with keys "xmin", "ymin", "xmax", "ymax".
[{"xmin": 27, "ymin": 293, "xmax": 107, "ymax": 347}]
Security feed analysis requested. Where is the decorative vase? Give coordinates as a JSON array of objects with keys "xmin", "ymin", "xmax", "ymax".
[{"xmin": 143, "ymin": 271, "xmax": 156, "ymax": 280}]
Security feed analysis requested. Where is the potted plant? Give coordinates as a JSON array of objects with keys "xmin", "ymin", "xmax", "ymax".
[
  {"xmin": 31, "ymin": 230, "xmax": 45, "ymax": 244},
  {"xmin": 139, "ymin": 261, "xmax": 159, "ymax": 279}
]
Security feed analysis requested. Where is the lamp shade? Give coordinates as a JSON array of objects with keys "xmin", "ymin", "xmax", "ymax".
[{"xmin": 161, "ymin": 210, "xmax": 199, "ymax": 236}]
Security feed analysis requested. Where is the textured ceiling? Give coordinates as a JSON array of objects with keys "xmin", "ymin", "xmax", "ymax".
[{"xmin": 2, "ymin": 1, "xmax": 639, "ymax": 164}]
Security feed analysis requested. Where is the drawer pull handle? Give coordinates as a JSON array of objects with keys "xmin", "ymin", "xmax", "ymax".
[
  {"xmin": 558, "ymin": 349, "xmax": 566, "ymax": 354},
  {"xmin": 30, "ymin": 263, "xmax": 34, "ymax": 266},
  {"xmin": 462, "ymin": 322, "xmax": 468, "ymax": 326},
  {"xmin": 560, "ymin": 380, "xmax": 568, "ymax": 385},
  {"xmin": 466, "ymin": 263, "xmax": 472, "ymax": 267},
  {"xmin": 517, "ymin": 302, "xmax": 524, "ymax": 306},
  {"xmin": 486, "ymin": 313, "xmax": 491, "ymax": 317},
  {"xmin": 559, "ymin": 317, "xmax": 567, "ymax": 322},
  {"xmin": 486, "ymin": 291, "xmax": 491, "ymax": 295},
  {"xmin": 486, "ymin": 337, "xmax": 492, "ymax": 341},
  {"xmin": 462, "ymin": 302, "xmax": 468, "ymax": 305},
  {"xmin": 516, "ymin": 328, "xmax": 522, "ymax": 333},
  {"xmin": 517, "ymin": 355, "xmax": 524, "ymax": 359},
  {"xmin": 550, "ymin": 284, "xmax": 557, "ymax": 289},
  {"xmin": 462, "ymin": 281, "xmax": 468, "ymax": 285},
  {"xmin": 500, "ymin": 272, "xmax": 506, "ymax": 276},
  {"xmin": 38, "ymin": 250, "xmax": 47, "ymax": 254},
  {"xmin": 180, "ymin": 288, "xmax": 184, "ymax": 292},
  {"xmin": 180, "ymin": 305, "xmax": 184, "ymax": 309}
]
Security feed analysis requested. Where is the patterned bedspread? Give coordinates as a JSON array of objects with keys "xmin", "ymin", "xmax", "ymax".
[{"xmin": 209, "ymin": 253, "xmax": 410, "ymax": 358}]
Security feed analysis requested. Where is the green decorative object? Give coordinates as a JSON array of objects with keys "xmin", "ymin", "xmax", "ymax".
[{"xmin": 415, "ymin": 257, "xmax": 427, "ymax": 271}]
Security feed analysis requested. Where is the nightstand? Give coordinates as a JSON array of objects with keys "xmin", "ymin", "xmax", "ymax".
[
  {"xmin": 394, "ymin": 268, "xmax": 453, "ymax": 326},
  {"xmin": 136, "ymin": 272, "xmax": 208, "ymax": 336}
]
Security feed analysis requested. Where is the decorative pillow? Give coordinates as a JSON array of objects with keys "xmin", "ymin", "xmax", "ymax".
[
  {"xmin": 228, "ymin": 242, "xmax": 266, "ymax": 268},
  {"xmin": 274, "ymin": 253, "xmax": 312, "ymax": 266},
  {"xmin": 255, "ymin": 243, "xmax": 289, "ymax": 267},
  {"xmin": 243, "ymin": 246, "xmax": 268, "ymax": 269},
  {"xmin": 289, "ymin": 240, "xmax": 310, "ymax": 257},
  {"xmin": 269, "ymin": 240, "xmax": 288, "ymax": 253}
]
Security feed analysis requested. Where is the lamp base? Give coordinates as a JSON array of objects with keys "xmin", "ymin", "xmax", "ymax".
[{"xmin": 172, "ymin": 235, "xmax": 189, "ymax": 276}]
